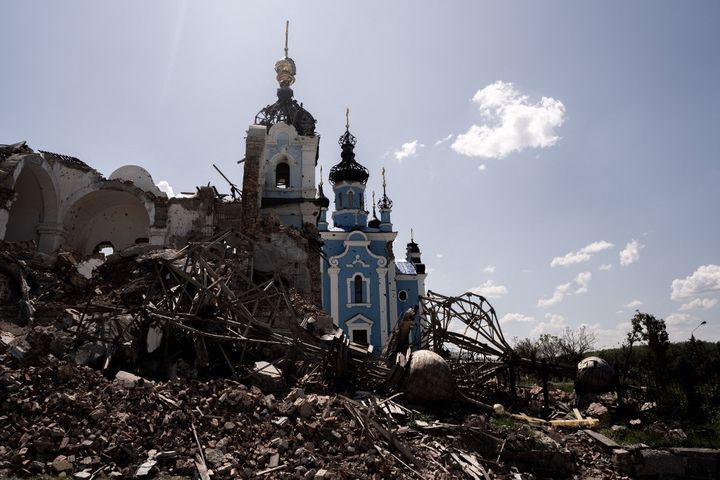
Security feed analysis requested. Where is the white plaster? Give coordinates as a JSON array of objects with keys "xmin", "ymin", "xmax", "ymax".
[
  {"xmin": 76, "ymin": 257, "xmax": 105, "ymax": 279},
  {"xmin": 328, "ymin": 265, "xmax": 340, "ymax": 323},
  {"xmin": 377, "ymin": 267, "xmax": 388, "ymax": 347},
  {"xmin": 109, "ymin": 165, "xmax": 163, "ymax": 196}
]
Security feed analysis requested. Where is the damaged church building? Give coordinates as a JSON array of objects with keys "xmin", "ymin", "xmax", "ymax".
[{"xmin": 0, "ymin": 38, "xmax": 427, "ymax": 353}]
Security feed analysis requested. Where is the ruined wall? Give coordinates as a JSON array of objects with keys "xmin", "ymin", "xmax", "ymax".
[{"xmin": 240, "ymin": 126, "xmax": 266, "ymax": 235}]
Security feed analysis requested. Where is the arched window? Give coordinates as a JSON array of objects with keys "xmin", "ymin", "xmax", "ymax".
[
  {"xmin": 354, "ymin": 274, "xmax": 364, "ymax": 303},
  {"xmin": 94, "ymin": 241, "xmax": 115, "ymax": 257},
  {"xmin": 348, "ymin": 190, "xmax": 354, "ymax": 208},
  {"xmin": 359, "ymin": 192, "xmax": 363, "ymax": 208},
  {"xmin": 275, "ymin": 162, "xmax": 290, "ymax": 188}
]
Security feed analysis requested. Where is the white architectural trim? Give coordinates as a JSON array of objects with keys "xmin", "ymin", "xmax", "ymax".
[
  {"xmin": 377, "ymin": 266, "xmax": 388, "ymax": 347},
  {"xmin": 346, "ymin": 272, "xmax": 371, "ymax": 306},
  {"xmin": 345, "ymin": 254, "xmax": 370, "ymax": 268},
  {"xmin": 328, "ymin": 265, "xmax": 340, "ymax": 323},
  {"xmin": 346, "ymin": 314, "xmax": 374, "ymax": 345},
  {"xmin": 388, "ymin": 265, "xmax": 399, "ymax": 332}
]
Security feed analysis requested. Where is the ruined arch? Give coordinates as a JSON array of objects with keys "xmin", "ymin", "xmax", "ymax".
[
  {"xmin": 63, "ymin": 188, "xmax": 151, "ymax": 255},
  {"xmin": 5, "ymin": 161, "xmax": 59, "ymax": 249}
]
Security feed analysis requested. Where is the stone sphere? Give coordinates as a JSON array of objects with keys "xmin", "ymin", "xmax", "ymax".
[
  {"xmin": 400, "ymin": 350, "xmax": 456, "ymax": 404},
  {"xmin": 576, "ymin": 356, "xmax": 614, "ymax": 393}
]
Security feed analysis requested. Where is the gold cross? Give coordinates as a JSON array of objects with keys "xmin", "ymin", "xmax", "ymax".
[{"xmin": 284, "ymin": 21, "xmax": 289, "ymax": 57}]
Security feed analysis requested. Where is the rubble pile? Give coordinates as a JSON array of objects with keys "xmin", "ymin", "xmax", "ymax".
[
  {"xmin": 0, "ymin": 352, "xmax": 638, "ymax": 479},
  {"xmin": 1, "ymin": 236, "xmax": 717, "ymax": 479}
]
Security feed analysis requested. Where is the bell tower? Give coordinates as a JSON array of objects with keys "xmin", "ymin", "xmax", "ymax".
[{"xmin": 250, "ymin": 21, "xmax": 323, "ymax": 229}]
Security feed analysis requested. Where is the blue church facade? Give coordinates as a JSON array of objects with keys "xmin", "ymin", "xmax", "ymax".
[
  {"xmin": 250, "ymin": 32, "xmax": 427, "ymax": 352},
  {"xmin": 317, "ymin": 125, "xmax": 427, "ymax": 351}
]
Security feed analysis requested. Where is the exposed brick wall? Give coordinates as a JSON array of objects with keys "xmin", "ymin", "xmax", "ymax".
[{"xmin": 240, "ymin": 126, "xmax": 266, "ymax": 236}]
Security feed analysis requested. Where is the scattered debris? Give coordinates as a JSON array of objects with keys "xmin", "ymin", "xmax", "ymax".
[{"xmin": 1, "ymin": 237, "xmax": 716, "ymax": 479}]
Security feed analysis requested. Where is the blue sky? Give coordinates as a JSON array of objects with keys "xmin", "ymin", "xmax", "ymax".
[{"xmin": 2, "ymin": 1, "xmax": 719, "ymax": 346}]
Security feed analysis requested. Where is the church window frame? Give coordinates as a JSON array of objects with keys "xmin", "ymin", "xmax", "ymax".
[
  {"xmin": 345, "ymin": 314, "xmax": 374, "ymax": 347},
  {"xmin": 346, "ymin": 272, "xmax": 371, "ymax": 307},
  {"xmin": 348, "ymin": 190, "xmax": 354, "ymax": 209},
  {"xmin": 275, "ymin": 161, "xmax": 290, "ymax": 188}
]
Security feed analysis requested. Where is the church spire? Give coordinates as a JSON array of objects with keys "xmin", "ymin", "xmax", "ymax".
[
  {"xmin": 329, "ymin": 108, "xmax": 369, "ymax": 185},
  {"xmin": 255, "ymin": 21, "xmax": 316, "ymax": 136},
  {"xmin": 377, "ymin": 167, "xmax": 393, "ymax": 232},
  {"xmin": 378, "ymin": 167, "xmax": 393, "ymax": 210},
  {"xmin": 275, "ymin": 21, "xmax": 296, "ymax": 87}
]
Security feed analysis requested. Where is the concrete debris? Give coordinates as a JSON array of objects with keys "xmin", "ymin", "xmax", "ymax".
[{"xmin": 0, "ymin": 237, "xmax": 715, "ymax": 479}]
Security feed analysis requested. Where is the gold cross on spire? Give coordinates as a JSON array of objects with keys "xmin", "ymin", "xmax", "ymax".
[
  {"xmin": 411, "ymin": 228, "xmax": 414, "ymax": 242},
  {"xmin": 284, "ymin": 20, "xmax": 289, "ymax": 57},
  {"xmin": 319, "ymin": 165, "xmax": 323, "ymax": 185},
  {"xmin": 345, "ymin": 107, "xmax": 350, "ymax": 130},
  {"xmin": 381, "ymin": 167, "xmax": 387, "ymax": 193}
]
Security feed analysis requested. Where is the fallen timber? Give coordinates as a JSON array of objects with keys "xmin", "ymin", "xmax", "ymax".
[{"xmin": 0, "ymin": 234, "xmax": 647, "ymax": 479}]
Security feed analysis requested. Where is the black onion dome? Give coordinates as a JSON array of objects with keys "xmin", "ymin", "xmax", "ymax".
[
  {"xmin": 329, "ymin": 128, "xmax": 369, "ymax": 185},
  {"xmin": 406, "ymin": 241, "xmax": 420, "ymax": 253},
  {"xmin": 378, "ymin": 192, "xmax": 393, "ymax": 210},
  {"xmin": 255, "ymin": 86, "xmax": 317, "ymax": 136},
  {"xmin": 317, "ymin": 182, "xmax": 330, "ymax": 208}
]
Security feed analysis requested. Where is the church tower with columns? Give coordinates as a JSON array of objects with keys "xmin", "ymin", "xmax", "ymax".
[{"xmin": 318, "ymin": 112, "xmax": 427, "ymax": 351}]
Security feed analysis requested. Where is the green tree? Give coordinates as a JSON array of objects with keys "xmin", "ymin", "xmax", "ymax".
[{"xmin": 627, "ymin": 311, "xmax": 670, "ymax": 404}]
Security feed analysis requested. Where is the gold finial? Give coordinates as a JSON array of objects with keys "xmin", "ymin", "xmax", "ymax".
[
  {"xmin": 411, "ymin": 228, "xmax": 414, "ymax": 242},
  {"xmin": 275, "ymin": 21, "xmax": 296, "ymax": 87},
  {"xmin": 372, "ymin": 190, "xmax": 376, "ymax": 204},
  {"xmin": 381, "ymin": 167, "xmax": 387, "ymax": 193},
  {"xmin": 284, "ymin": 20, "xmax": 289, "ymax": 57},
  {"xmin": 345, "ymin": 107, "xmax": 350, "ymax": 130}
]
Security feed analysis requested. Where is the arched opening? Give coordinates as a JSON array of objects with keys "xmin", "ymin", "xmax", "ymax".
[
  {"xmin": 354, "ymin": 274, "xmax": 364, "ymax": 303},
  {"xmin": 94, "ymin": 241, "xmax": 115, "ymax": 257},
  {"xmin": 337, "ymin": 192, "xmax": 343, "ymax": 209},
  {"xmin": 64, "ymin": 189, "xmax": 150, "ymax": 255},
  {"xmin": 275, "ymin": 162, "xmax": 290, "ymax": 188},
  {"xmin": 5, "ymin": 163, "xmax": 58, "ymax": 247},
  {"xmin": 348, "ymin": 190, "xmax": 354, "ymax": 208}
]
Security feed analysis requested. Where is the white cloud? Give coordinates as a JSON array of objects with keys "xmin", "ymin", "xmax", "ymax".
[
  {"xmin": 538, "ymin": 273, "xmax": 591, "ymax": 307},
  {"xmin": 434, "ymin": 134, "xmax": 453, "ymax": 146},
  {"xmin": 156, "ymin": 180, "xmax": 175, "ymax": 197},
  {"xmin": 451, "ymin": 81, "xmax": 565, "ymax": 159},
  {"xmin": 551, "ymin": 240, "xmax": 614, "ymax": 267},
  {"xmin": 531, "ymin": 313, "xmax": 566, "ymax": 336},
  {"xmin": 671, "ymin": 265, "xmax": 720, "ymax": 300},
  {"xmin": 599, "ymin": 264, "xmax": 613, "ymax": 271},
  {"xmin": 619, "ymin": 239, "xmax": 643, "ymax": 266},
  {"xmin": 575, "ymin": 271, "xmax": 592, "ymax": 294},
  {"xmin": 483, "ymin": 265, "xmax": 496, "ymax": 273},
  {"xmin": 537, "ymin": 282, "xmax": 572, "ymax": 308},
  {"xmin": 625, "ymin": 300, "xmax": 643, "ymax": 309},
  {"xmin": 679, "ymin": 298, "xmax": 718, "ymax": 311},
  {"xmin": 500, "ymin": 313, "xmax": 535, "ymax": 324},
  {"xmin": 478, "ymin": 164, "xmax": 486, "ymax": 172},
  {"xmin": 470, "ymin": 280, "xmax": 508, "ymax": 299},
  {"xmin": 393, "ymin": 140, "xmax": 423, "ymax": 162},
  {"xmin": 666, "ymin": 313, "xmax": 692, "ymax": 325}
]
